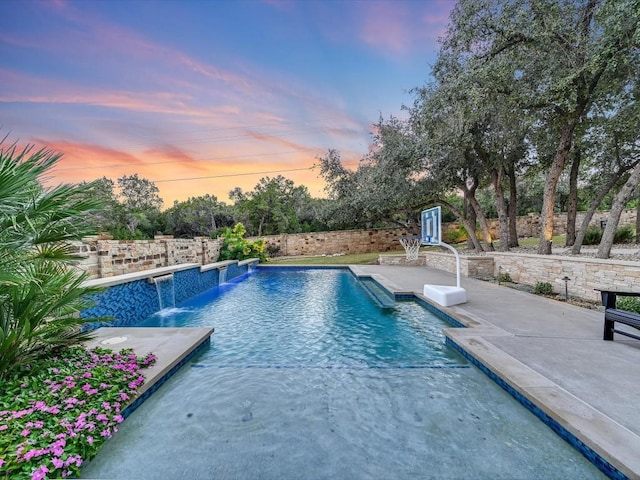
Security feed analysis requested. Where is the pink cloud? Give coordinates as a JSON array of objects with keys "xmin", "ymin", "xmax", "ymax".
[{"xmin": 359, "ymin": 0, "xmax": 454, "ymax": 57}]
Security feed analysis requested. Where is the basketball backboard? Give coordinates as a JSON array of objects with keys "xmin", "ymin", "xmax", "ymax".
[{"xmin": 421, "ymin": 206, "xmax": 441, "ymax": 246}]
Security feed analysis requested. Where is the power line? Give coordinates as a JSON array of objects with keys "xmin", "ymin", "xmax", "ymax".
[
  {"xmin": 153, "ymin": 166, "xmax": 316, "ymax": 183},
  {"xmin": 152, "ymin": 161, "xmax": 360, "ymax": 184}
]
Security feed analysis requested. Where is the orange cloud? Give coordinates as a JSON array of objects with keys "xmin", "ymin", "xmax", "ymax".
[{"xmin": 34, "ymin": 138, "xmax": 338, "ymax": 206}]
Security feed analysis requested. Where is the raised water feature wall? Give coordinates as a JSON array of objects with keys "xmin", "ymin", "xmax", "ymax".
[
  {"xmin": 81, "ymin": 259, "xmax": 258, "ymax": 328},
  {"xmin": 71, "ymin": 236, "xmax": 223, "ymax": 279}
]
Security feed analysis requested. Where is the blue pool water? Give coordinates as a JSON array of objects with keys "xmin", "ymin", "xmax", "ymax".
[{"xmin": 82, "ymin": 268, "xmax": 604, "ymax": 479}]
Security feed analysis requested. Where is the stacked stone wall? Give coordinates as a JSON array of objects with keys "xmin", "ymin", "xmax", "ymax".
[
  {"xmin": 489, "ymin": 209, "xmax": 635, "ymax": 239},
  {"xmin": 72, "ymin": 237, "xmax": 222, "ymax": 279},
  {"xmin": 487, "ymin": 253, "xmax": 640, "ymax": 302},
  {"xmin": 380, "ymin": 251, "xmax": 640, "ymax": 302},
  {"xmin": 255, "ymin": 228, "xmax": 412, "ymax": 257},
  {"xmin": 255, "ymin": 209, "xmax": 636, "ymax": 257}
]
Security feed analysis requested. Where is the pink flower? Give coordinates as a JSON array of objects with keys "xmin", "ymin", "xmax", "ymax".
[
  {"xmin": 0, "ymin": 458, "xmax": 4, "ymax": 468},
  {"xmin": 21, "ymin": 429, "xmax": 31, "ymax": 436},
  {"xmin": 119, "ymin": 392, "xmax": 129, "ymax": 401},
  {"xmin": 13, "ymin": 408, "xmax": 34, "ymax": 418},
  {"xmin": 82, "ymin": 372, "xmax": 92, "ymax": 378},
  {"xmin": 0, "ymin": 424, "xmax": 8, "ymax": 431},
  {"xmin": 30, "ymin": 465, "xmax": 49, "ymax": 480},
  {"xmin": 81, "ymin": 384, "xmax": 92, "ymax": 392},
  {"xmin": 52, "ymin": 457, "xmax": 64, "ymax": 469},
  {"xmin": 100, "ymin": 428, "xmax": 111, "ymax": 437},
  {"xmin": 86, "ymin": 436, "xmax": 94, "ymax": 445},
  {"xmin": 23, "ymin": 449, "xmax": 39, "ymax": 460},
  {"xmin": 102, "ymin": 401, "xmax": 111, "ymax": 410},
  {"xmin": 113, "ymin": 415, "xmax": 124, "ymax": 423}
]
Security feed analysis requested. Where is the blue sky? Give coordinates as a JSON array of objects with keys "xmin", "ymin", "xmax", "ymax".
[{"xmin": 1, "ymin": 0, "xmax": 454, "ymax": 205}]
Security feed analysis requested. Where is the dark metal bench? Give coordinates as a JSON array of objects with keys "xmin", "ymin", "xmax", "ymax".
[{"xmin": 598, "ymin": 290, "xmax": 640, "ymax": 341}]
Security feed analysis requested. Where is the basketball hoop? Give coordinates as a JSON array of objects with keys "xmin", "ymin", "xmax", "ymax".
[{"xmin": 399, "ymin": 237, "xmax": 421, "ymax": 261}]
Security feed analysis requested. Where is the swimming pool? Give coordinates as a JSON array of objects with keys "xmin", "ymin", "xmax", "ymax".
[{"xmin": 82, "ymin": 268, "xmax": 604, "ymax": 479}]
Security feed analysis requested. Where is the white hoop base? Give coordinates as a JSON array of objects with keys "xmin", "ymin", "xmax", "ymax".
[{"xmin": 423, "ymin": 285, "xmax": 467, "ymax": 307}]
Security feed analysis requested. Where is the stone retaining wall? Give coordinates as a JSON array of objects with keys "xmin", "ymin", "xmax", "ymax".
[
  {"xmin": 487, "ymin": 253, "xmax": 640, "ymax": 302},
  {"xmin": 380, "ymin": 251, "xmax": 640, "ymax": 302},
  {"xmin": 480, "ymin": 209, "xmax": 635, "ymax": 239},
  {"xmin": 379, "ymin": 252, "xmax": 495, "ymax": 279},
  {"xmin": 254, "ymin": 227, "xmax": 411, "ymax": 257},
  {"xmin": 72, "ymin": 237, "xmax": 222, "ymax": 279}
]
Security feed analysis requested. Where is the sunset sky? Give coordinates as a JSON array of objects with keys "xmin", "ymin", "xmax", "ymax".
[{"xmin": 1, "ymin": 0, "xmax": 454, "ymax": 207}]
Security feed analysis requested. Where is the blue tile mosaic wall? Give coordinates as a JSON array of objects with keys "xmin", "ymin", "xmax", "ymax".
[
  {"xmin": 174, "ymin": 268, "xmax": 204, "ymax": 304},
  {"xmin": 82, "ymin": 261, "xmax": 256, "ymax": 328},
  {"xmin": 199, "ymin": 269, "xmax": 219, "ymax": 291},
  {"xmin": 81, "ymin": 279, "xmax": 159, "ymax": 328}
]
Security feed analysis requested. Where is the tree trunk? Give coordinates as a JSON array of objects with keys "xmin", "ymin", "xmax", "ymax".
[
  {"xmin": 491, "ymin": 168, "xmax": 509, "ymax": 251},
  {"xmin": 597, "ymin": 162, "xmax": 640, "ymax": 258},
  {"xmin": 636, "ymin": 188, "xmax": 640, "ymax": 244},
  {"xmin": 467, "ymin": 194, "xmax": 495, "ymax": 251},
  {"xmin": 565, "ymin": 147, "xmax": 581, "ymax": 246},
  {"xmin": 442, "ymin": 199, "xmax": 484, "ymax": 252},
  {"xmin": 538, "ymin": 125, "xmax": 574, "ymax": 254},
  {"xmin": 571, "ymin": 174, "xmax": 620, "ymax": 254},
  {"xmin": 507, "ymin": 163, "xmax": 519, "ymax": 247},
  {"xmin": 465, "ymin": 197, "xmax": 478, "ymax": 250}
]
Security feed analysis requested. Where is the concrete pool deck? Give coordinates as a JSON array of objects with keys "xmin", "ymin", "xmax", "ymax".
[
  {"xmin": 84, "ymin": 265, "xmax": 640, "ymax": 479},
  {"xmin": 353, "ymin": 265, "xmax": 640, "ymax": 480}
]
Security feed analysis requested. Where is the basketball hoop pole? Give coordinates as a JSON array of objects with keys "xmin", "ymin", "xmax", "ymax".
[
  {"xmin": 439, "ymin": 242, "xmax": 461, "ymax": 289},
  {"xmin": 420, "ymin": 205, "xmax": 466, "ymax": 306}
]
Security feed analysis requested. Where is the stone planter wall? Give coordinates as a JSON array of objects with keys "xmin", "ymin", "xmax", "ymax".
[
  {"xmin": 380, "ymin": 251, "xmax": 640, "ymax": 302},
  {"xmin": 488, "ymin": 253, "xmax": 640, "ymax": 302}
]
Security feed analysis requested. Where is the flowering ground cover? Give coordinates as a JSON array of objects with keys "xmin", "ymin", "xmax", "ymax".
[{"xmin": 0, "ymin": 346, "xmax": 156, "ymax": 480}]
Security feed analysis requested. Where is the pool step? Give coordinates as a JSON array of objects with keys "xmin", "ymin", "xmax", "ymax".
[{"xmin": 359, "ymin": 277, "xmax": 396, "ymax": 309}]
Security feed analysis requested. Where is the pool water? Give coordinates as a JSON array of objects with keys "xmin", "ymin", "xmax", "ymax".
[{"xmin": 82, "ymin": 268, "xmax": 604, "ymax": 479}]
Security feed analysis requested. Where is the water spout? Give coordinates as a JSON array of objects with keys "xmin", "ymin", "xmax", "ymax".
[
  {"xmin": 151, "ymin": 274, "xmax": 175, "ymax": 310},
  {"xmin": 218, "ymin": 267, "xmax": 228, "ymax": 285}
]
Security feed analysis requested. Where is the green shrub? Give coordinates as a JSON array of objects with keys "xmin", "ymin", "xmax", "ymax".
[
  {"xmin": 615, "ymin": 296, "xmax": 640, "ymax": 314},
  {"xmin": 583, "ymin": 225, "xmax": 635, "ymax": 245},
  {"xmin": 614, "ymin": 225, "xmax": 635, "ymax": 244},
  {"xmin": 218, "ymin": 223, "xmax": 267, "ymax": 262},
  {"xmin": 534, "ymin": 282, "xmax": 554, "ymax": 295},
  {"xmin": 0, "ymin": 141, "xmax": 105, "ymax": 379},
  {"xmin": 443, "ymin": 224, "xmax": 468, "ymax": 244},
  {"xmin": 583, "ymin": 226, "xmax": 603, "ymax": 245},
  {"xmin": 497, "ymin": 271, "xmax": 513, "ymax": 283}
]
